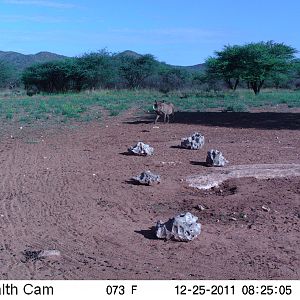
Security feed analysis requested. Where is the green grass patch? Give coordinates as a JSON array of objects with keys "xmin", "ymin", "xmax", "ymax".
[
  {"xmin": 0, "ymin": 89, "xmax": 299, "ymax": 125},
  {"xmin": 5, "ymin": 108, "xmax": 14, "ymax": 119},
  {"xmin": 225, "ymin": 102, "xmax": 249, "ymax": 112}
]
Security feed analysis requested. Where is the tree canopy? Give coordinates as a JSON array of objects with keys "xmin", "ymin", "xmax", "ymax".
[
  {"xmin": 206, "ymin": 45, "xmax": 244, "ymax": 91},
  {"xmin": 0, "ymin": 60, "xmax": 14, "ymax": 88},
  {"xmin": 22, "ymin": 52, "xmax": 161, "ymax": 92},
  {"xmin": 205, "ymin": 41, "xmax": 297, "ymax": 94},
  {"xmin": 119, "ymin": 54, "xmax": 159, "ymax": 89}
]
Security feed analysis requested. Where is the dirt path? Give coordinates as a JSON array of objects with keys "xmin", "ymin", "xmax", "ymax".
[{"xmin": 0, "ymin": 110, "xmax": 299, "ymax": 279}]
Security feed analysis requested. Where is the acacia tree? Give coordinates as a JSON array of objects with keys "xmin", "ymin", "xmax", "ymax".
[
  {"xmin": 119, "ymin": 54, "xmax": 158, "ymax": 89},
  {"xmin": 22, "ymin": 50, "xmax": 118, "ymax": 93},
  {"xmin": 241, "ymin": 41, "xmax": 296, "ymax": 94},
  {"xmin": 157, "ymin": 65, "xmax": 190, "ymax": 92},
  {"xmin": 205, "ymin": 45, "xmax": 244, "ymax": 90},
  {"xmin": 206, "ymin": 41, "xmax": 297, "ymax": 94},
  {"xmin": 22, "ymin": 60, "xmax": 74, "ymax": 93},
  {"xmin": 75, "ymin": 50, "xmax": 118, "ymax": 89}
]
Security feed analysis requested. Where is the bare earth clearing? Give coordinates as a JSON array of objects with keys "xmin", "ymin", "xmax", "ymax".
[{"xmin": 0, "ymin": 109, "xmax": 299, "ymax": 280}]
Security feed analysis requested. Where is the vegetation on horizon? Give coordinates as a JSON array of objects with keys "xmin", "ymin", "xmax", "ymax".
[
  {"xmin": 19, "ymin": 50, "xmax": 193, "ymax": 94},
  {"xmin": 1, "ymin": 40, "xmax": 299, "ymax": 96}
]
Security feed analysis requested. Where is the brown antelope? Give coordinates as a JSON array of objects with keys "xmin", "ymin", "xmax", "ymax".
[{"xmin": 153, "ymin": 100, "xmax": 175, "ymax": 123}]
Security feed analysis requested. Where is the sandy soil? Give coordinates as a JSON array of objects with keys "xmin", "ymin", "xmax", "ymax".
[{"xmin": 0, "ymin": 109, "xmax": 299, "ymax": 280}]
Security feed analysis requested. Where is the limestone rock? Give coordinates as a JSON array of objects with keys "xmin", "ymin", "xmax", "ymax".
[
  {"xmin": 187, "ymin": 163, "xmax": 300, "ymax": 190},
  {"xmin": 155, "ymin": 212, "xmax": 201, "ymax": 241},
  {"xmin": 181, "ymin": 132, "xmax": 205, "ymax": 150},
  {"xmin": 128, "ymin": 142, "xmax": 154, "ymax": 156},
  {"xmin": 206, "ymin": 149, "xmax": 228, "ymax": 167},
  {"xmin": 132, "ymin": 171, "xmax": 160, "ymax": 185}
]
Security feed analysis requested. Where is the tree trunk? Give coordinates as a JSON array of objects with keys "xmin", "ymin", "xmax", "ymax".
[
  {"xmin": 251, "ymin": 80, "xmax": 264, "ymax": 95},
  {"xmin": 225, "ymin": 79, "xmax": 234, "ymax": 90},
  {"xmin": 250, "ymin": 82, "xmax": 259, "ymax": 95},
  {"xmin": 233, "ymin": 78, "xmax": 239, "ymax": 91},
  {"xmin": 258, "ymin": 80, "xmax": 264, "ymax": 94}
]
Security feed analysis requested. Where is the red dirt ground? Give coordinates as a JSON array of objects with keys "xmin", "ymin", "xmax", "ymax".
[{"xmin": 0, "ymin": 109, "xmax": 299, "ymax": 280}]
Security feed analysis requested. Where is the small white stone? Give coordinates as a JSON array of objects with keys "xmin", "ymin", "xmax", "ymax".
[
  {"xmin": 262, "ymin": 205, "xmax": 270, "ymax": 212},
  {"xmin": 197, "ymin": 204, "xmax": 206, "ymax": 211}
]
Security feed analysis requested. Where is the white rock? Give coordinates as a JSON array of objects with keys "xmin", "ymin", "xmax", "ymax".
[
  {"xmin": 206, "ymin": 149, "xmax": 228, "ymax": 167},
  {"xmin": 156, "ymin": 212, "xmax": 201, "ymax": 242},
  {"xmin": 132, "ymin": 170, "xmax": 160, "ymax": 185},
  {"xmin": 181, "ymin": 132, "xmax": 205, "ymax": 150},
  {"xmin": 128, "ymin": 142, "xmax": 154, "ymax": 156}
]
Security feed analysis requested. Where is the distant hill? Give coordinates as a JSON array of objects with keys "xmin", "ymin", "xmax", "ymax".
[
  {"xmin": 186, "ymin": 63, "xmax": 206, "ymax": 71},
  {"xmin": 116, "ymin": 50, "xmax": 142, "ymax": 59},
  {"xmin": 116, "ymin": 50, "xmax": 206, "ymax": 72},
  {"xmin": 0, "ymin": 51, "xmax": 67, "ymax": 73},
  {"xmin": 0, "ymin": 49, "xmax": 205, "ymax": 74},
  {"xmin": 174, "ymin": 63, "xmax": 206, "ymax": 73}
]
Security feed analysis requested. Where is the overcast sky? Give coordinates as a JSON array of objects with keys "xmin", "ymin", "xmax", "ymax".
[{"xmin": 0, "ymin": 0, "xmax": 299, "ymax": 65}]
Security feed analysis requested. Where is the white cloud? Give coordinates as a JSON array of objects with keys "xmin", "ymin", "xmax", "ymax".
[{"xmin": 3, "ymin": 0, "xmax": 77, "ymax": 9}]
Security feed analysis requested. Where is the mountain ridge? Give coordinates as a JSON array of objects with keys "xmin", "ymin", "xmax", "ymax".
[
  {"xmin": 0, "ymin": 51, "xmax": 67, "ymax": 72},
  {"xmin": 0, "ymin": 50, "xmax": 205, "ymax": 72}
]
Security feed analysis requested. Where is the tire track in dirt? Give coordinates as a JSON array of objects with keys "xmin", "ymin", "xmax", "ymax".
[
  {"xmin": 24, "ymin": 149, "xmax": 81, "ymax": 279},
  {"xmin": 0, "ymin": 139, "xmax": 31, "ymax": 277},
  {"xmin": 16, "ymin": 133, "xmax": 111, "ymax": 279},
  {"xmin": 0, "ymin": 135, "xmax": 76, "ymax": 278}
]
